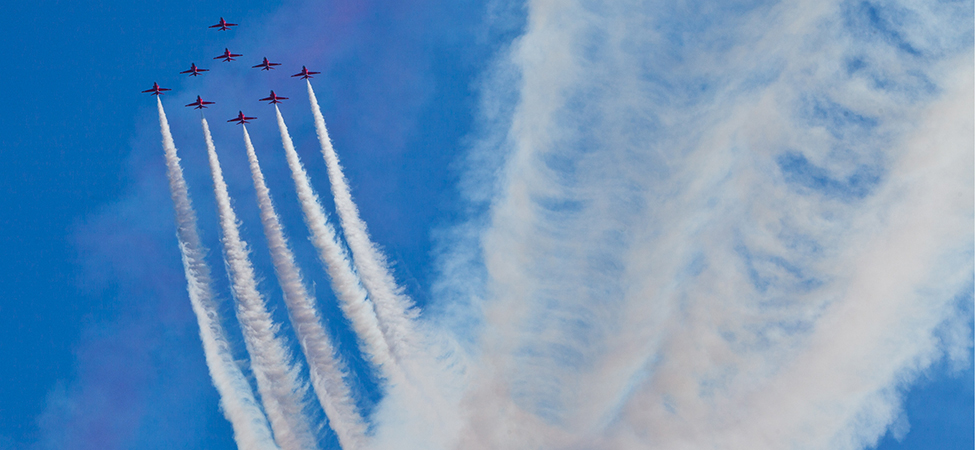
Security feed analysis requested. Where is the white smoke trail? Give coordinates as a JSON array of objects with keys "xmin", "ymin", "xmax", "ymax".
[
  {"xmin": 241, "ymin": 125, "xmax": 368, "ymax": 450},
  {"xmin": 305, "ymin": 80, "xmax": 418, "ymax": 360},
  {"xmin": 202, "ymin": 118, "xmax": 319, "ymax": 450},
  {"xmin": 156, "ymin": 98, "xmax": 280, "ymax": 450},
  {"xmin": 272, "ymin": 106, "xmax": 401, "ymax": 384},
  {"xmin": 302, "ymin": 83, "xmax": 467, "ymax": 450}
]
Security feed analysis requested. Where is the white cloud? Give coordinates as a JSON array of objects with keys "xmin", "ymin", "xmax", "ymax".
[{"xmin": 433, "ymin": 0, "xmax": 974, "ymax": 448}]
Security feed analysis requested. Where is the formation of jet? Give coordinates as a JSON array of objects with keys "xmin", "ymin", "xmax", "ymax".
[
  {"xmin": 186, "ymin": 96, "xmax": 215, "ymax": 109},
  {"xmin": 253, "ymin": 57, "xmax": 281, "ymax": 71},
  {"xmin": 209, "ymin": 17, "xmax": 237, "ymax": 31},
  {"xmin": 228, "ymin": 111, "xmax": 257, "ymax": 125},
  {"xmin": 142, "ymin": 82, "xmax": 171, "ymax": 96},
  {"xmin": 292, "ymin": 66, "xmax": 320, "ymax": 79},
  {"xmin": 259, "ymin": 91, "xmax": 288, "ymax": 104},
  {"xmin": 214, "ymin": 48, "xmax": 242, "ymax": 62},
  {"xmin": 180, "ymin": 63, "xmax": 209, "ymax": 76},
  {"xmin": 148, "ymin": 18, "xmax": 326, "ymax": 125}
]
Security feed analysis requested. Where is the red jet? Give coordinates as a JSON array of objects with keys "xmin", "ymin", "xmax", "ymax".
[
  {"xmin": 259, "ymin": 90, "xmax": 289, "ymax": 104},
  {"xmin": 142, "ymin": 82, "xmax": 171, "ymax": 96},
  {"xmin": 291, "ymin": 66, "xmax": 320, "ymax": 80},
  {"xmin": 209, "ymin": 17, "xmax": 237, "ymax": 31},
  {"xmin": 180, "ymin": 63, "xmax": 209, "ymax": 76},
  {"xmin": 252, "ymin": 57, "xmax": 281, "ymax": 71},
  {"xmin": 214, "ymin": 48, "xmax": 242, "ymax": 62},
  {"xmin": 228, "ymin": 111, "xmax": 256, "ymax": 125},
  {"xmin": 185, "ymin": 96, "xmax": 215, "ymax": 109}
]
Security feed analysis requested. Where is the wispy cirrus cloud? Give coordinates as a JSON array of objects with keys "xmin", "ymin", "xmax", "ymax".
[{"xmin": 435, "ymin": 0, "xmax": 973, "ymax": 448}]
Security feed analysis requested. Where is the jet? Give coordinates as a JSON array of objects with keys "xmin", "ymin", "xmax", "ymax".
[
  {"xmin": 259, "ymin": 90, "xmax": 289, "ymax": 104},
  {"xmin": 180, "ymin": 63, "xmax": 209, "ymax": 77},
  {"xmin": 142, "ymin": 82, "xmax": 171, "ymax": 96},
  {"xmin": 228, "ymin": 111, "xmax": 256, "ymax": 125},
  {"xmin": 209, "ymin": 17, "xmax": 238, "ymax": 31},
  {"xmin": 214, "ymin": 48, "xmax": 242, "ymax": 62},
  {"xmin": 252, "ymin": 57, "xmax": 281, "ymax": 71},
  {"xmin": 185, "ymin": 96, "xmax": 215, "ymax": 109},
  {"xmin": 291, "ymin": 66, "xmax": 320, "ymax": 80}
]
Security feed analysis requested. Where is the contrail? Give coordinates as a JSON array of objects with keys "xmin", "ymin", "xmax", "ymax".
[
  {"xmin": 202, "ymin": 118, "xmax": 319, "ymax": 450},
  {"xmin": 302, "ymin": 85, "xmax": 468, "ymax": 447},
  {"xmin": 241, "ymin": 125, "xmax": 367, "ymax": 450},
  {"xmin": 272, "ymin": 105, "xmax": 402, "ymax": 383},
  {"xmin": 301, "ymin": 83, "xmax": 453, "ymax": 437},
  {"xmin": 305, "ymin": 80, "xmax": 418, "ymax": 361},
  {"xmin": 156, "ymin": 98, "xmax": 280, "ymax": 450}
]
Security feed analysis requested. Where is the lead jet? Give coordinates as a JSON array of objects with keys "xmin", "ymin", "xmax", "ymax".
[
  {"xmin": 228, "ymin": 111, "xmax": 256, "ymax": 125},
  {"xmin": 180, "ymin": 63, "xmax": 209, "ymax": 76},
  {"xmin": 259, "ymin": 90, "xmax": 288, "ymax": 104},
  {"xmin": 186, "ymin": 96, "xmax": 215, "ymax": 109},
  {"xmin": 252, "ymin": 57, "xmax": 281, "ymax": 71},
  {"xmin": 214, "ymin": 48, "xmax": 242, "ymax": 62},
  {"xmin": 209, "ymin": 17, "xmax": 237, "ymax": 31},
  {"xmin": 142, "ymin": 82, "xmax": 171, "ymax": 96},
  {"xmin": 291, "ymin": 66, "xmax": 320, "ymax": 79}
]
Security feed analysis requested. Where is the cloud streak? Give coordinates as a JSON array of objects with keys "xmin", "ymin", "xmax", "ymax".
[{"xmin": 442, "ymin": 0, "xmax": 974, "ymax": 448}]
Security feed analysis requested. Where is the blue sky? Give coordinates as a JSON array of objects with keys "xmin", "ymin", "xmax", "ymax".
[{"xmin": 0, "ymin": 1, "xmax": 971, "ymax": 449}]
